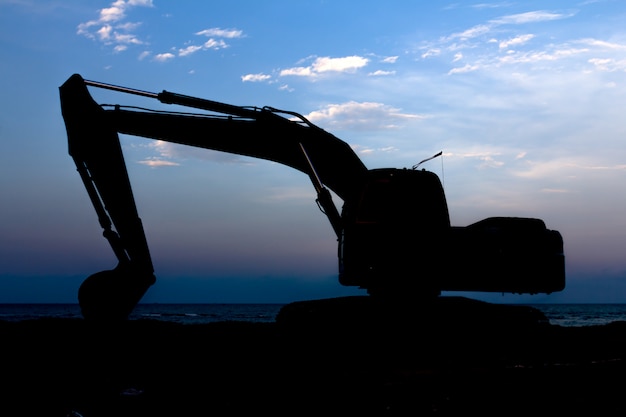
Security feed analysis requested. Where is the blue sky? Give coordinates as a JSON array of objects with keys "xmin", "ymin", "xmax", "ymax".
[{"xmin": 1, "ymin": 0, "xmax": 626, "ymax": 304}]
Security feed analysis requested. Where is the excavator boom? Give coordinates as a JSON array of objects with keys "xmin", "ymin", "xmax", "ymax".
[{"xmin": 65, "ymin": 74, "xmax": 368, "ymax": 201}]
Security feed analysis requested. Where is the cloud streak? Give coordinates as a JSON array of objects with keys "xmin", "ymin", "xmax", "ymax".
[
  {"xmin": 138, "ymin": 158, "xmax": 180, "ymax": 167},
  {"xmin": 140, "ymin": 28, "xmax": 244, "ymax": 62},
  {"xmin": 148, "ymin": 27, "xmax": 242, "ymax": 61},
  {"xmin": 280, "ymin": 56, "xmax": 369, "ymax": 77},
  {"xmin": 241, "ymin": 54, "xmax": 393, "ymax": 86},
  {"xmin": 77, "ymin": 0, "xmax": 153, "ymax": 52},
  {"xmin": 412, "ymin": 8, "xmax": 626, "ymax": 81},
  {"xmin": 142, "ymin": 140, "xmax": 254, "ymax": 166},
  {"xmin": 78, "ymin": 2, "xmax": 243, "ymax": 61},
  {"xmin": 305, "ymin": 101, "xmax": 427, "ymax": 131},
  {"xmin": 173, "ymin": 28, "xmax": 242, "ymax": 57}
]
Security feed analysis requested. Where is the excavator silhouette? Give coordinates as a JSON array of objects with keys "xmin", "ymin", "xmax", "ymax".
[{"xmin": 60, "ymin": 74, "xmax": 565, "ymax": 321}]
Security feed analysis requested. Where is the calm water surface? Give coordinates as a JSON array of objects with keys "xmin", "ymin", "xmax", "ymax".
[{"xmin": 1, "ymin": 303, "xmax": 625, "ymax": 327}]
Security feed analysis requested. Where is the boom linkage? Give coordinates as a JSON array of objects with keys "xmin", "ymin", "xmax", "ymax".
[{"xmin": 82, "ymin": 75, "xmax": 353, "ymax": 240}]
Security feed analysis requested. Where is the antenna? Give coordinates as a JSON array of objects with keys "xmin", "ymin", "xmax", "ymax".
[
  {"xmin": 412, "ymin": 151, "xmax": 442, "ymax": 170},
  {"xmin": 440, "ymin": 152, "xmax": 445, "ymax": 189}
]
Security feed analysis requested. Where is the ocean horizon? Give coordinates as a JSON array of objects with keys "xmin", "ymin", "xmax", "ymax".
[{"xmin": 2, "ymin": 302, "xmax": 626, "ymax": 327}]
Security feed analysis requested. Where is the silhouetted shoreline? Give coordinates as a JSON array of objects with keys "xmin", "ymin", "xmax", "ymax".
[{"xmin": 3, "ymin": 297, "xmax": 626, "ymax": 416}]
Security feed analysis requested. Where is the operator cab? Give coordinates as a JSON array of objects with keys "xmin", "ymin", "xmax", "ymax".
[{"xmin": 339, "ymin": 168, "xmax": 449, "ymax": 298}]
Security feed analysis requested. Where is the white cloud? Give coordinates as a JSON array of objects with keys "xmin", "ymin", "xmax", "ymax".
[
  {"xmin": 578, "ymin": 38, "xmax": 626, "ymax": 51},
  {"xmin": 490, "ymin": 11, "xmax": 570, "ymax": 25},
  {"xmin": 445, "ymin": 24, "xmax": 491, "ymax": 42},
  {"xmin": 498, "ymin": 47, "xmax": 589, "ymax": 64},
  {"xmin": 163, "ymin": 27, "xmax": 241, "ymax": 60},
  {"xmin": 280, "ymin": 56, "xmax": 369, "ymax": 78},
  {"xmin": 588, "ymin": 57, "xmax": 626, "ymax": 72},
  {"xmin": 203, "ymin": 39, "xmax": 228, "ymax": 50},
  {"xmin": 99, "ymin": 4, "xmax": 126, "ymax": 23},
  {"xmin": 146, "ymin": 140, "xmax": 253, "ymax": 165},
  {"xmin": 429, "ymin": 13, "xmax": 625, "ymax": 78},
  {"xmin": 368, "ymin": 70, "xmax": 396, "ymax": 76},
  {"xmin": 128, "ymin": 0, "xmax": 153, "ymax": 6},
  {"xmin": 304, "ymin": 101, "xmax": 426, "ymax": 131},
  {"xmin": 179, "ymin": 45, "xmax": 203, "ymax": 57},
  {"xmin": 477, "ymin": 155, "xmax": 505, "ymax": 168},
  {"xmin": 241, "ymin": 73, "xmax": 272, "ymax": 82},
  {"xmin": 431, "ymin": 12, "xmax": 575, "ymax": 76},
  {"xmin": 351, "ymin": 144, "xmax": 398, "ymax": 156},
  {"xmin": 116, "ymin": 21, "xmax": 142, "ymax": 31},
  {"xmin": 114, "ymin": 32, "xmax": 142, "ymax": 45},
  {"xmin": 154, "ymin": 52, "xmax": 175, "ymax": 62},
  {"xmin": 421, "ymin": 48, "xmax": 441, "ymax": 58},
  {"xmin": 96, "ymin": 25, "xmax": 112, "ymax": 40},
  {"xmin": 451, "ymin": 150, "xmax": 506, "ymax": 169},
  {"xmin": 470, "ymin": 2, "xmax": 513, "ymax": 9},
  {"xmin": 382, "ymin": 56, "xmax": 399, "ymax": 63},
  {"xmin": 440, "ymin": 10, "xmax": 570, "ymax": 51},
  {"xmin": 280, "ymin": 66, "xmax": 313, "ymax": 77},
  {"xmin": 78, "ymin": 5, "xmax": 243, "ymax": 59},
  {"xmin": 77, "ymin": 0, "xmax": 153, "ymax": 51},
  {"xmin": 196, "ymin": 28, "xmax": 243, "ymax": 38},
  {"xmin": 313, "ymin": 56, "xmax": 368, "ymax": 72},
  {"xmin": 510, "ymin": 158, "xmax": 585, "ymax": 180},
  {"xmin": 448, "ymin": 64, "xmax": 480, "ymax": 74},
  {"xmin": 138, "ymin": 158, "xmax": 180, "ymax": 167},
  {"xmin": 499, "ymin": 34, "xmax": 534, "ymax": 49}
]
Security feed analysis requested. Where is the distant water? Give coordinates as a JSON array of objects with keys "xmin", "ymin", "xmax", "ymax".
[
  {"xmin": 1, "ymin": 303, "xmax": 626, "ymax": 327},
  {"xmin": 130, "ymin": 303, "xmax": 284, "ymax": 324},
  {"xmin": 0, "ymin": 303, "xmax": 283, "ymax": 325},
  {"xmin": 525, "ymin": 304, "xmax": 626, "ymax": 327}
]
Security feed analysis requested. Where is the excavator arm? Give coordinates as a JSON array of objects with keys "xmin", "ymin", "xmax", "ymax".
[
  {"xmin": 60, "ymin": 74, "xmax": 366, "ymax": 319},
  {"xmin": 60, "ymin": 74, "xmax": 565, "ymax": 321}
]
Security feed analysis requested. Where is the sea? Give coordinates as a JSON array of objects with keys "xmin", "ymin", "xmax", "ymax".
[{"xmin": 1, "ymin": 303, "xmax": 626, "ymax": 327}]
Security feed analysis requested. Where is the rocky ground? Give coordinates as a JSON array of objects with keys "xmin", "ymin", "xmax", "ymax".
[{"xmin": 2, "ymin": 296, "xmax": 626, "ymax": 416}]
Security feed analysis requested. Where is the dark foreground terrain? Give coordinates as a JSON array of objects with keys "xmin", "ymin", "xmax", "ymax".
[{"xmin": 2, "ymin": 296, "xmax": 626, "ymax": 416}]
